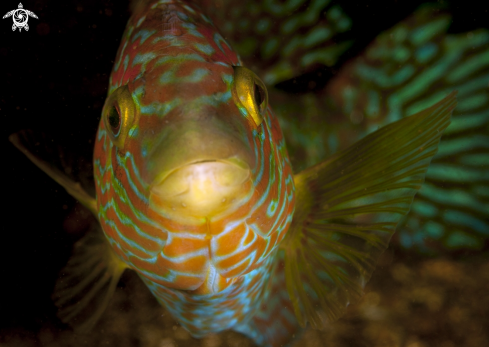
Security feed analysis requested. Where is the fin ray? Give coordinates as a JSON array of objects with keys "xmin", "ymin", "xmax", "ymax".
[
  {"xmin": 53, "ymin": 224, "xmax": 128, "ymax": 332},
  {"xmin": 9, "ymin": 130, "xmax": 97, "ymax": 216},
  {"xmin": 281, "ymin": 92, "xmax": 456, "ymax": 328}
]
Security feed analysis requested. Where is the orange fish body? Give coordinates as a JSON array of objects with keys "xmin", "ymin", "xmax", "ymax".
[{"xmin": 93, "ymin": 0, "xmax": 295, "ymax": 338}]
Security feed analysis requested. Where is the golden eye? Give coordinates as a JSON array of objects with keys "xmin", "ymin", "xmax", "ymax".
[
  {"xmin": 102, "ymin": 85, "xmax": 137, "ymax": 148},
  {"xmin": 232, "ymin": 66, "xmax": 268, "ymax": 127}
]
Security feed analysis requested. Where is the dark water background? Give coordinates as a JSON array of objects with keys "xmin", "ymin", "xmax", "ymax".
[{"xmin": 1, "ymin": 0, "xmax": 488, "ymax": 346}]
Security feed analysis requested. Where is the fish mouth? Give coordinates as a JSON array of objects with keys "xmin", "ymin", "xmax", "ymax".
[{"xmin": 150, "ymin": 158, "xmax": 251, "ymax": 219}]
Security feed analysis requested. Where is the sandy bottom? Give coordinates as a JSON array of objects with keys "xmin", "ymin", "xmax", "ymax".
[{"xmin": 2, "ymin": 251, "xmax": 488, "ymax": 347}]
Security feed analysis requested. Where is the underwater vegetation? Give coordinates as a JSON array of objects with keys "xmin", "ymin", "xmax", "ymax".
[{"xmin": 1, "ymin": 0, "xmax": 488, "ymax": 346}]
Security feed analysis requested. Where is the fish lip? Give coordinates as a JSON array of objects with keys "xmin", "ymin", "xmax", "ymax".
[
  {"xmin": 149, "ymin": 157, "xmax": 252, "ymax": 220},
  {"xmin": 151, "ymin": 157, "xmax": 250, "ymax": 188}
]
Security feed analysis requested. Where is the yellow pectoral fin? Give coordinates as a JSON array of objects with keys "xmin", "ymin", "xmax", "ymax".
[
  {"xmin": 53, "ymin": 222, "xmax": 128, "ymax": 332},
  {"xmin": 281, "ymin": 92, "xmax": 457, "ymax": 329},
  {"xmin": 9, "ymin": 130, "xmax": 97, "ymax": 216}
]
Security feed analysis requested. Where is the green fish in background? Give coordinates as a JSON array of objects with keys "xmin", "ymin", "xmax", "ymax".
[
  {"xmin": 206, "ymin": 0, "xmax": 489, "ymax": 254},
  {"xmin": 10, "ymin": 0, "xmax": 484, "ymax": 346}
]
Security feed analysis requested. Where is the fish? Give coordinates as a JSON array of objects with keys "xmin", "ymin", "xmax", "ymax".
[
  {"xmin": 206, "ymin": 0, "xmax": 489, "ymax": 254},
  {"xmin": 9, "ymin": 0, "xmax": 457, "ymax": 346}
]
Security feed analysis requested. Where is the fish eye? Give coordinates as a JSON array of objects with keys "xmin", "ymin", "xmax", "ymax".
[
  {"xmin": 232, "ymin": 66, "xmax": 268, "ymax": 128},
  {"xmin": 254, "ymin": 83, "xmax": 266, "ymax": 113},
  {"xmin": 108, "ymin": 106, "xmax": 121, "ymax": 134},
  {"xmin": 102, "ymin": 84, "xmax": 137, "ymax": 148}
]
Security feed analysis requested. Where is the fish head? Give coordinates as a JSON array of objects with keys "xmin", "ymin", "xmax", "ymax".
[
  {"xmin": 94, "ymin": 1, "xmax": 295, "ymax": 294},
  {"xmin": 134, "ymin": 63, "xmax": 265, "ymax": 224}
]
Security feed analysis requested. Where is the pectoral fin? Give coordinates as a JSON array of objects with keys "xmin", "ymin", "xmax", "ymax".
[
  {"xmin": 281, "ymin": 92, "xmax": 456, "ymax": 329},
  {"xmin": 53, "ymin": 221, "xmax": 128, "ymax": 332},
  {"xmin": 9, "ymin": 130, "xmax": 97, "ymax": 216},
  {"xmin": 10, "ymin": 130, "xmax": 127, "ymax": 331}
]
